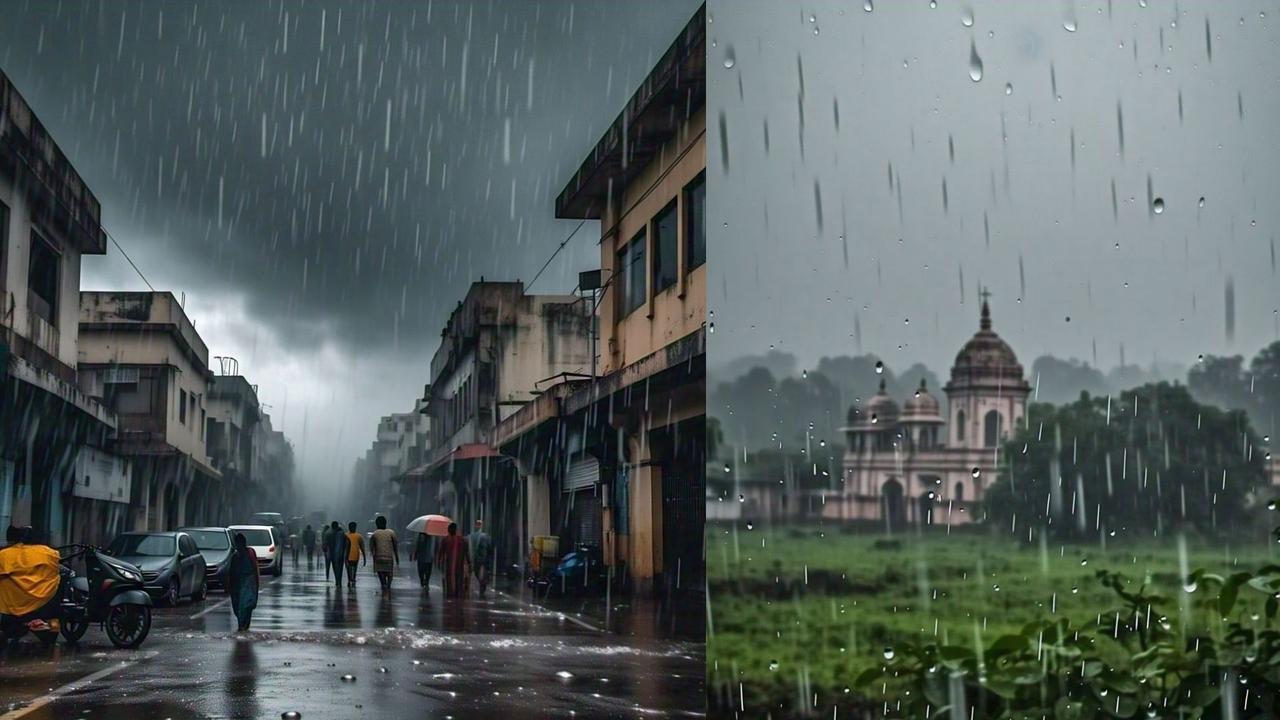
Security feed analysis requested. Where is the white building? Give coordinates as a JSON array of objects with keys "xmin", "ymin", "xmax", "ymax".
[{"xmin": 824, "ymin": 297, "xmax": 1030, "ymax": 529}]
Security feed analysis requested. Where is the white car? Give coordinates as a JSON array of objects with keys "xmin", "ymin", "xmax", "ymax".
[{"xmin": 226, "ymin": 525, "xmax": 283, "ymax": 577}]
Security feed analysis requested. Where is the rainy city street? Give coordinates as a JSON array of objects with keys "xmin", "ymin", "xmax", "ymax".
[{"xmin": 0, "ymin": 562, "xmax": 704, "ymax": 720}]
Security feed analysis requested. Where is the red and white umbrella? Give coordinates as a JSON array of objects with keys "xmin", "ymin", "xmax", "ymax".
[{"xmin": 406, "ymin": 514, "xmax": 452, "ymax": 537}]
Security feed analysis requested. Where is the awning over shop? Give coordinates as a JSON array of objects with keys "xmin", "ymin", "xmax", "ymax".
[{"xmin": 426, "ymin": 443, "xmax": 502, "ymax": 474}]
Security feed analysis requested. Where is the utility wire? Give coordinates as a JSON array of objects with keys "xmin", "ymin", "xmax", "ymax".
[
  {"xmin": 526, "ymin": 218, "xmax": 587, "ymax": 292},
  {"xmin": 104, "ymin": 228, "xmax": 155, "ymax": 292}
]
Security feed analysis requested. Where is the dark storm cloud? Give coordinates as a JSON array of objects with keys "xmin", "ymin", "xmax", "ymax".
[{"xmin": 0, "ymin": 0, "xmax": 700, "ymax": 353}]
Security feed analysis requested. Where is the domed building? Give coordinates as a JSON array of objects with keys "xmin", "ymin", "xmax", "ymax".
[{"xmin": 825, "ymin": 295, "xmax": 1030, "ymax": 529}]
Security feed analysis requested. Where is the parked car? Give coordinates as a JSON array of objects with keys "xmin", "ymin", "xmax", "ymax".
[
  {"xmin": 247, "ymin": 513, "xmax": 288, "ymax": 548},
  {"xmin": 105, "ymin": 531, "xmax": 207, "ymax": 606},
  {"xmin": 227, "ymin": 525, "xmax": 282, "ymax": 576},
  {"xmin": 177, "ymin": 527, "xmax": 234, "ymax": 591}
]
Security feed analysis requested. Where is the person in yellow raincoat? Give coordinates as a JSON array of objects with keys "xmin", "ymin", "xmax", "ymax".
[{"xmin": 0, "ymin": 526, "xmax": 62, "ymax": 636}]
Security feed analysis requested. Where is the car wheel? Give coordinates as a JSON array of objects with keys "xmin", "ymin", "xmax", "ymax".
[
  {"xmin": 193, "ymin": 578, "xmax": 207, "ymax": 601},
  {"xmin": 165, "ymin": 578, "xmax": 180, "ymax": 607}
]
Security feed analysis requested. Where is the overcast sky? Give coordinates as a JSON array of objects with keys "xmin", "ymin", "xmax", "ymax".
[
  {"xmin": 707, "ymin": 0, "xmax": 1280, "ymax": 382},
  {"xmin": 0, "ymin": 0, "xmax": 700, "ymax": 504}
]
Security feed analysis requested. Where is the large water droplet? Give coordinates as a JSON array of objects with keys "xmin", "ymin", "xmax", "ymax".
[
  {"xmin": 723, "ymin": 47, "xmax": 736, "ymax": 69},
  {"xmin": 768, "ymin": 660, "xmax": 780, "ymax": 671},
  {"xmin": 1152, "ymin": 197, "xmax": 1165, "ymax": 214},
  {"xmin": 971, "ymin": 467, "xmax": 981, "ymax": 478},
  {"xmin": 961, "ymin": 7, "xmax": 974, "ymax": 26},
  {"xmin": 1064, "ymin": 19, "xmax": 1078, "ymax": 32},
  {"xmin": 341, "ymin": 674, "xmax": 356, "ymax": 682},
  {"xmin": 1004, "ymin": 82, "xmax": 1013, "ymax": 95},
  {"xmin": 882, "ymin": 647, "xmax": 895, "ymax": 660},
  {"xmin": 968, "ymin": 40, "xmax": 984, "ymax": 82},
  {"xmin": 875, "ymin": 360, "xmax": 885, "ymax": 374},
  {"xmin": 556, "ymin": 671, "xmax": 574, "ymax": 680},
  {"xmin": 863, "ymin": 0, "xmax": 874, "ymax": 12},
  {"xmin": 282, "ymin": 713, "xmax": 303, "ymax": 720},
  {"xmin": 1198, "ymin": 196, "xmax": 1205, "ymax": 208}
]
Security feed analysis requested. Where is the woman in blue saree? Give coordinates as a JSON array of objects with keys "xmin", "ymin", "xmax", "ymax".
[{"xmin": 227, "ymin": 532, "xmax": 260, "ymax": 632}]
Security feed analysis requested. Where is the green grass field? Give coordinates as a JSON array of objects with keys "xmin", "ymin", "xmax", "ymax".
[{"xmin": 706, "ymin": 523, "xmax": 1278, "ymax": 714}]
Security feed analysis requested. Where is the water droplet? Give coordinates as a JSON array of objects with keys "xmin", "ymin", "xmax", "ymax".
[
  {"xmin": 746, "ymin": 521, "xmax": 754, "ymax": 531},
  {"xmin": 378, "ymin": 667, "xmax": 388, "ymax": 674},
  {"xmin": 1198, "ymin": 196, "xmax": 1205, "ymax": 208},
  {"xmin": 341, "ymin": 674, "xmax": 357, "ymax": 683},
  {"xmin": 556, "ymin": 671, "xmax": 574, "ymax": 680},
  {"xmin": 738, "ymin": 494, "xmax": 745, "ymax": 503},
  {"xmin": 1183, "ymin": 581, "xmax": 1198, "ymax": 593},
  {"xmin": 875, "ymin": 361, "xmax": 885, "ymax": 374},
  {"xmin": 971, "ymin": 467, "xmax": 980, "ymax": 478},
  {"xmin": 968, "ymin": 40, "xmax": 984, "ymax": 82},
  {"xmin": 1080, "ymin": 558, "xmax": 1089, "ymax": 566},
  {"xmin": 1197, "ymin": 354, "xmax": 1205, "ymax": 363},
  {"xmin": 768, "ymin": 660, "xmax": 780, "ymax": 671},
  {"xmin": 1071, "ymin": 586, "xmax": 1079, "ymax": 594},
  {"xmin": 809, "ymin": 14, "xmax": 816, "ymax": 23},
  {"xmin": 1152, "ymin": 197, "xmax": 1165, "ymax": 214},
  {"xmin": 961, "ymin": 7, "xmax": 974, "ymax": 26},
  {"xmin": 870, "ymin": 414, "xmax": 879, "ymax": 424},
  {"xmin": 1004, "ymin": 82, "xmax": 1013, "ymax": 95},
  {"xmin": 282, "ymin": 713, "xmax": 303, "ymax": 720},
  {"xmin": 723, "ymin": 464, "xmax": 731, "ymax": 474},
  {"xmin": 1267, "ymin": 500, "xmax": 1277, "ymax": 511},
  {"xmin": 992, "ymin": 584, "xmax": 1001, "ymax": 592},
  {"xmin": 929, "ymin": 0, "xmax": 937, "ymax": 7},
  {"xmin": 882, "ymin": 647, "xmax": 895, "ymax": 660},
  {"xmin": 723, "ymin": 47, "xmax": 736, "ymax": 69},
  {"xmin": 1064, "ymin": 19, "xmax": 1078, "ymax": 32},
  {"xmin": 863, "ymin": 0, "xmax": 874, "ymax": 12}
]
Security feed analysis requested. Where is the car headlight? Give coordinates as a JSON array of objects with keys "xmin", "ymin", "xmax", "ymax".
[{"xmin": 120, "ymin": 570, "xmax": 139, "ymax": 581}]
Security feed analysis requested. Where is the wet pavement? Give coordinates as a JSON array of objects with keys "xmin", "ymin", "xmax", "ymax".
[{"xmin": 0, "ymin": 561, "xmax": 704, "ymax": 719}]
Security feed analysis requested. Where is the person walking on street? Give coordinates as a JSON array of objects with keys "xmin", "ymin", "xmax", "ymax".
[
  {"xmin": 412, "ymin": 532, "xmax": 436, "ymax": 591},
  {"xmin": 469, "ymin": 520, "xmax": 493, "ymax": 598},
  {"xmin": 435, "ymin": 522, "xmax": 469, "ymax": 599},
  {"xmin": 302, "ymin": 525, "xmax": 317, "ymax": 569},
  {"xmin": 320, "ymin": 523, "xmax": 333, "ymax": 580},
  {"xmin": 328, "ymin": 521, "xmax": 348, "ymax": 588},
  {"xmin": 344, "ymin": 522, "xmax": 365, "ymax": 589},
  {"xmin": 369, "ymin": 516, "xmax": 399, "ymax": 592},
  {"xmin": 227, "ymin": 533, "xmax": 260, "ymax": 632}
]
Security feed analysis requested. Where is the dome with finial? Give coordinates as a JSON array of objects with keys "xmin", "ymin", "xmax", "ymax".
[
  {"xmin": 949, "ymin": 290, "xmax": 1028, "ymax": 389},
  {"xmin": 902, "ymin": 377, "xmax": 943, "ymax": 421},
  {"xmin": 855, "ymin": 377, "xmax": 900, "ymax": 428}
]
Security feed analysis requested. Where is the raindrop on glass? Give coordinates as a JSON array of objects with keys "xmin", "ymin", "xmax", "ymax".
[
  {"xmin": 723, "ymin": 47, "xmax": 736, "ymax": 69},
  {"xmin": 1198, "ymin": 196, "xmax": 1205, "ymax": 208},
  {"xmin": 968, "ymin": 40, "xmax": 984, "ymax": 82},
  {"xmin": 863, "ymin": 0, "xmax": 874, "ymax": 12},
  {"xmin": 1152, "ymin": 197, "xmax": 1165, "ymax": 214},
  {"xmin": 341, "ymin": 674, "xmax": 357, "ymax": 683},
  {"xmin": 1004, "ymin": 83, "xmax": 1013, "ymax": 95},
  {"xmin": 961, "ymin": 7, "xmax": 974, "ymax": 27},
  {"xmin": 970, "ymin": 467, "xmax": 980, "ymax": 478},
  {"xmin": 768, "ymin": 660, "xmax": 780, "ymax": 671},
  {"xmin": 1064, "ymin": 19, "xmax": 1077, "ymax": 32},
  {"xmin": 882, "ymin": 647, "xmax": 895, "ymax": 660}
]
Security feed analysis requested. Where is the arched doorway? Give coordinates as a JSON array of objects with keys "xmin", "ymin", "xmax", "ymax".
[
  {"xmin": 984, "ymin": 410, "xmax": 1003, "ymax": 447},
  {"xmin": 881, "ymin": 478, "xmax": 905, "ymax": 533}
]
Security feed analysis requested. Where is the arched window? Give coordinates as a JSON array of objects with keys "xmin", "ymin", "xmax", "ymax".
[
  {"xmin": 956, "ymin": 410, "xmax": 966, "ymax": 442},
  {"xmin": 954, "ymin": 482, "xmax": 965, "ymax": 501},
  {"xmin": 983, "ymin": 410, "xmax": 1002, "ymax": 447}
]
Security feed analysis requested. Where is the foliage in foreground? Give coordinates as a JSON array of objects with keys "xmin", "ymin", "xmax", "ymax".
[{"xmin": 856, "ymin": 534, "xmax": 1280, "ymax": 718}]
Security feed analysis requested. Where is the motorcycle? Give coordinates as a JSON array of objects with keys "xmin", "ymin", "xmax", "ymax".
[
  {"xmin": 56, "ymin": 544, "xmax": 154, "ymax": 648},
  {"xmin": 549, "ymin": 542, "xmax": 605, "ymax": 596}
]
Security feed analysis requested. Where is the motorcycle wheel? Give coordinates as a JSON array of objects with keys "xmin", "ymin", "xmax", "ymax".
[
  {"xmin": 60, "ymin": 620, "xmax": 89, "ymax": 645},
  {"xmin": 105, "ymin": 605, "xmax": 151, "ymax": 649}
]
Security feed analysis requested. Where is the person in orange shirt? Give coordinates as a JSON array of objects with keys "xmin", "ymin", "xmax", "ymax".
[
  {"xmin": 0, "ymin": 526, "xmax": 62, "ymax": 638},
  {"xmin": 344, "ymin": 522, "xmax": 366, "ymax": 589}
]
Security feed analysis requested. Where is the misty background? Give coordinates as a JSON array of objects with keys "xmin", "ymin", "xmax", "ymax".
[
  {"xmin": 706, "ymin": 0, "xmax": 1280, "ymax": 450},
  {"xmin": 0, "ymin": 0, "xmax": 700, "ymax": 503}
]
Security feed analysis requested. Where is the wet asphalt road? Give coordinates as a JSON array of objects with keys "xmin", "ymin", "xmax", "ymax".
[{"xmin": 0, "ymin": 560, "xmax": 704, "ymax": 719}]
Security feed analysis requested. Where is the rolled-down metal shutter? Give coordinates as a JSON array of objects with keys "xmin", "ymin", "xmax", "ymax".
[
  {"xmin": 564, "ymin": 457, "xmax": 599, "ymax": 492},
  {"xmin": 570, "ymin": 489, "xmax": 603, "ymax": 546}
]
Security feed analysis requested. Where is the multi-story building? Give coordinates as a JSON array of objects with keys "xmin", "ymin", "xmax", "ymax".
[
  {"xmin": 0, "ymin": 69, "xmax": 120, "ymax": 543},
  {"xmin": 492, "ymin": 4, "xmax": 706, "ymax": 597},
  {"xmin": 206, "ymin": 374, "xmax": 261, "ymax": 524},
  {"xmin": 824, "ymin": 299, "xmax": 1031, "ymax": 528},
  {"xmin": 252, "ymin": 412, "xmax": 296, "ymax": 519},
  {"xmin": 78, "ymin": 291, "xmax": 221, "ymax": 531},
  {"xmin": 418, "ymin": 281, "xmax": 593, "ymax": 568}
]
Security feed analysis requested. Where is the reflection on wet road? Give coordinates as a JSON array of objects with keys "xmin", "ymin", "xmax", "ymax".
[{"xmin": 0, "ymin": 564, "xmax": 704, "ymax": 719}]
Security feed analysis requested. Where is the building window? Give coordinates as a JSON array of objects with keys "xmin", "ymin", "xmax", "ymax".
[
  {"xmin": 652, "ymin": 199, "xmax": 678, "ymax": 294},
  {"xmin": 984, "ymin": 410, "xmax": 1002, "ymax": 448},
  {"xmin": 956, "ymin": 410, "xmax": 966, "ymax": 442},
  {"xmin": 27, "ymin": 231, "xmax": 60, "ymax": 325},
  {"xmin": 179, "ymin": 390, "xmax": 188, "ymax": 425},
  {"xmin": 685, "ymin": 172, "xmax": 705, "ymax": 271},
  {"xmin": 617, "ymin": 229, "xmax": 646, "ymax": 316}
]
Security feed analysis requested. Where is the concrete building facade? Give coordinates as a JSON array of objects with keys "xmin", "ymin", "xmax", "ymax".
[
  {"xmin": 0, "ymin": 69, "xmax": 120, "ymax": 544},
  {"xmin": 78, "ymin": 291, "xmax": 222, "ymax": 531},
  {"xmin": 493, "ymin": 5, "xmax": 707, "ymax": 598}
]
